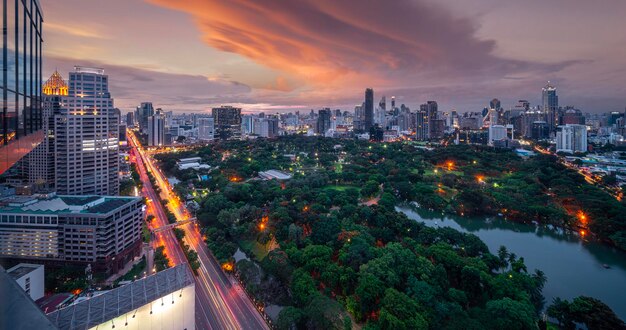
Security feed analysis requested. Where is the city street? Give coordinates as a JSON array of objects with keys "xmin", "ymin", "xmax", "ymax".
[{"xmin": 128, "ymin": 130, "xmax": 269, "ymax": 330}]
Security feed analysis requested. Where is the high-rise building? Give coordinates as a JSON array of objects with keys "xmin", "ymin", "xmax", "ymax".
[
  {"xmin": 490, "ymin": 98, "xmax": 502, "ymax": 111},
  {"xmin": 241, "ymin": 115, "xmax": 254, "ymax": 135},
  {"xmin": 364, "ymin": 88, "xmax": 374, "ymax": 131},
  {"xmin": 137, "ymin": 102, "xmax": 154, "ymax": 134},
  {"xmin": 488, "ymin": 125, "xmax": 507, "ymax": 144},
  {"xmin": 379, "ymin": 96, "xmax": 386, "ymax": 112},
  {"xmin": 197, "ymin": 117, "xmax": 215, "ymax": 141},
  {"xmin": 22, "ymin": 71, "xmax": 69, "ymax": 187},
  {"xmin": 420, "ymin": 101, "xmax": 438, "ymax": 139},
  {"xmin": 556, "ymin": 124, "xmax": 587, "ymax": 153},
  {"xmin": 126, "ymin": 111, "xmax": 135, "ymax": 127},
  {"xmin": 148, "ymin": 111, "xmax": 165, "ymax": 146},
  {"xmin": 317, "ymin": 108, "xmax": 332, "ymax": 135},
  {"xmin": 542, "ymin": 82, "xmax": 559, "ymax": 132},
  {"xmin": 1, "ymin": 0, "xmax": 44, "ymax": 174},
  {"xmin": 54, "ymin": 67, "xmax": 119, "ymax": 196},
  {"xmin": 415, "ymin": 111, "xmax": 428, "ymax": 140},
  {"xmin": 212, "ymin": 106, "xmax": 242, "ymax": 140}
]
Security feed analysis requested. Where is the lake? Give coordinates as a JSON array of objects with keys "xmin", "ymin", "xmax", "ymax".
[{"xmin": 397, "ymin": 205, "xmax": 626, "ymax": 320}]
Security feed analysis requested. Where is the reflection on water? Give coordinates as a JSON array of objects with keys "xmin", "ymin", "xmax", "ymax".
[{"xmin": 397, "ymin": 205, "xmax": 626, "ymax": 320}]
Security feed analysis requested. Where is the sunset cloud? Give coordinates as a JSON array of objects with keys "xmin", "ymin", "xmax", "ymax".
[{"xmin": 146, "ymin": 0, "xmax": 570, "ymax": 88}]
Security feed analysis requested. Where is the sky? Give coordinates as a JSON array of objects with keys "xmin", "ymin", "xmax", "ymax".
[{"xmin": 41, "ymin": 0, "xmax": 626, "ymax": 114}]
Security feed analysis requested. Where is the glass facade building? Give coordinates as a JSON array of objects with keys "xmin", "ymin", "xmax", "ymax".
[{"xmin": 1, "ymin": 0, "xmax": 43, "ymax": 174}]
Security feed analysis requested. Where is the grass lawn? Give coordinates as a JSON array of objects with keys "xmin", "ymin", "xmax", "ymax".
[
  {"xmin": 323, "ymin": 185, "xmax": 361, "ymax": 192},
  {"xmin": 239, "ymin": 239, "xmax": 270, "ymax": 261}
]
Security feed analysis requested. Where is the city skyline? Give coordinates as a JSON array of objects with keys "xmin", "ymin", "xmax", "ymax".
[{"xmin": 42, "ymin": 0, "xmax": 626, "ymax": 113}]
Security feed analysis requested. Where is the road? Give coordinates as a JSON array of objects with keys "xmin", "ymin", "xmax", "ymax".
[
  {"xmin": 128, "ymin": 130, "xmax": 269, "ymax": 330},
  {"xmin": 534, "ymin": 145, "xmax": 623, "ymax": 201}
]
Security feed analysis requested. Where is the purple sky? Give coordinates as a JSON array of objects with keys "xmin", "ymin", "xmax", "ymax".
[{"xmin": 41, "ymin": 0, "xmax": 626, "ymax": 114}]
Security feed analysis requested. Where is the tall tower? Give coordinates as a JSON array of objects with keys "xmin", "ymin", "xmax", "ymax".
[
  {"xmin": 212, "ymin": 106, "xmax": 242, "ymax": 140},
  {"xmin": 23, "ymin": 71, "xmax": 69, "ymax": 187},
  {"xmin": 54, "ymin": 67, "xmax": 119, "ymax": 196},
  {"xmin": 148, "ymin": 111, "xmax": 165, "ymax": 146},
  {"xmin": 420, "ymin": 101, "xmax": 438, "ymax": 139},
  {"xmin": 542, "ymin": 82, "xmax": 559, "ymax": 132},
  {"xmin": 364, "ymin": 88, "xmax": 374, "ymax": 132}
]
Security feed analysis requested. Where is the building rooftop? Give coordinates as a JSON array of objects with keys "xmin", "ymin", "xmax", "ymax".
[
  {"xmin": 0, "ymin": 195, "xmax": 141, "ymax": 216},
  {"xmin": 0, "ymin": 266, "xmax": 57, "ymax": 330},
  {"xmin": 259, "ymin": 170, "xmax": 293, "ymax": 180},
  {"xmin": 47, "ymin": 265, "xmax": 193, "ymax": 330},
  {"xmin": 7, "ymin": 264, "xmax": 42, "ymax": 280}
]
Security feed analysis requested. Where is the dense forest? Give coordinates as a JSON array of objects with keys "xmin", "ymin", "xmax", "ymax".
[{"xmin": 154, "ymin": 136, "xmax": 626, "ymax": 329}]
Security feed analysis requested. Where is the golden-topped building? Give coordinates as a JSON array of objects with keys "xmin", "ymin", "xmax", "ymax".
[{"xmin": 42, "ymin": 70, "xmax": 69, "ymax": 96}]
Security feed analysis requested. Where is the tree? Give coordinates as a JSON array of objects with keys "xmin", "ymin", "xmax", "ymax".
[
  {"xmin": 277, "ymin": 306, "xmax": 304, "ymax": 330},
  {"xmin": 483, "ymin": 298, "xmax": 538, "ymax": 330},
  {"xmin": 291, "ymin": 269, "xmax": 318, "ymax": 307}
]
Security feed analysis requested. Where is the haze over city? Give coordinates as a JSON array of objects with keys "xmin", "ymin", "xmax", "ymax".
[{"xmin": 42, "ymin": 0, "xmax": 626, "ymax": 113}]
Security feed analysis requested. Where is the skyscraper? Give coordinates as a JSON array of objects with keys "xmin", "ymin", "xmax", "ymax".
[
  {"xmin": 212, "ymin": 106, "xmax": 242, "ymax": 140},
  {"xmin": 148, "ymin": 111, "xmax": 165, "ymax": 146},
  {"xmin": 556, "ymin": 124, "xmax": 587, "ymax": 153},
  {"xmin": 54, "ymin": 67, "xmax": 119, "ymax": 196},
  {"xmin": 126, "ymin": 111, "xmax": 135, "ymax": 127},
  {"xmin": 542, "ymin": 82, "xmax": 559, "ymax": 132},
  {"xmin": 364, "ymin": 88, "xmax": 374, "ymax": 131},
  {"xmin": 197, "ymin": 117, "xmax": 215, "ymax": 141},
  {"xmin": 420, "ymin": 101, "xmax": 438, "ymax": 139},
  {"xmin": 23, "ymin": 71, "xmax": 69, "ymax": 187},
  {"xmin": 489, "ymin": 98, "xmax": 501, "ymax": 111},
  {"xmin": 317, "ymin": 108, "xmax": 332, "ymax": 135},
  {"xmin": 1, "ymin": 0, "xmax": 44, "ymax": 174},
  {"xmin": 136, "ymin": 102, "xmax": 154, "ymax": 134},
  {"xmin": 415, "ymin": 111, "xmax": 428, "ymax": 140}
]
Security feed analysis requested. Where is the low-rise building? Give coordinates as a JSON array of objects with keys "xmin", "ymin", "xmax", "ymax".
[
  {"xmin": 7, "ymin": 263, "xmax": 45, "ymax": 301},
  {"xmin": 0, "ymin": 194, "xmax": 144, "ymax": 274}
]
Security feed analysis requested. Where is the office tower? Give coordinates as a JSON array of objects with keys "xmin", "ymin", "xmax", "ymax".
[
  {"xmin": 490, "ymin": 98, "xmax": 501, "ymax": 111},
  {"xmin": 391, "ymin": 96, "xmax": 396, "ymax": 109},
  {"xmin": 517, "ymin": 100, "xmax": 531, "ymax": 111},
  {"xmin": 212, "ymin": 106, "xmax": 242, "ymax": 140},
  {"xmin": 317, "ymin": 108, "xmax": 332, "ymax": 134},
  {"xmin": 266, "ymin": 116, "xmax": 279, "ymax": 138},
  {"xmin": 148, "ymin": 111, "xmax": 165, "ymax": 146},
  {"xmin": 556, "ymin": 124, "xmax": 587, "ymax": 153},
  {"xmin": 531, "ymin": 121, "xmax": 550, "ymax": 140},
  {"xmin": 353, "ymin": 104, "xmax": 364, "ymax": 131},
  {"xmin": 126, "ymin": 111, "xmax": 135, "ymax": 127},
  {"xmin": 23, "ymin": 71, "xmax": 69, "ymax": 187},
  {"xmin": 488, "ymin": 125, "xmax": 507, "ymax": 144},
  {"xmin": 561, "ymin": 108, "xmax": 585, "ymax": 125},
  {"xmin": 364, "ymin": 88, "xmax": 374, "ymax": 131},
  {"xmin": 197, "ymin": 117, "xmax": 215, "ymax": 141},
  {"xmin": 241, "ymin": 114, "xmax": 254, "ymax": 135},
  {"xmin": 137, "ymin": 102, "xmax": 154, "ymax": 134},
  {"xmin": 0, "ymin": 195, "xmax": 144, "ymax": 274},
  {"xmin": 54, "ymin": 67, "xmax": 119, "ymax": 196},
  {"xmin": 542, "ymin": 82, "xmax": 559, "ymax": 132},
  {"xmin": 1, "ymin": 0, "xmax": 44, "ymax": 174},
  {"xmin": 430, "ymin": 119, "xmax": 446, "ymax": 139},
  {"xmin": 420, "ymin": 101, "xmax": 438, "ymax": 138},
  {"xmin": 379, "ymin": 96, "xmax": 386, "ymax": 111}
]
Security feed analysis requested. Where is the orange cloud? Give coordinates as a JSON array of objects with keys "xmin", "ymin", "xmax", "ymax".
[{"xmin": 145, "ymin": 0, "xmax": 507, "ymax": 88}]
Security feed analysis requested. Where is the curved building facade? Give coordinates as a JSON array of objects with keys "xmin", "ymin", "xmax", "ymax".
[{"xmin": 1, "ymin": 0, "xmax": 44, "ymax": 174}]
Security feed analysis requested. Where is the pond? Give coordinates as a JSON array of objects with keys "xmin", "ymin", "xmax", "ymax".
[{"xmin": 397, "ymin": 205, "xmax": 626, "ymax": 320}]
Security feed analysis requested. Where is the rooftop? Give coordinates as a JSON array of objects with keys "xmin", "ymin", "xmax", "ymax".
[
  {"xmin": 259, "ymin": 170, "xmax": 293, "ymax": 180},
  {"xmin": 47, "ymin": 265, "xmax": 193, "ymax": 330},
  {"xmin": 0, "ymin": 266, "xmax": 57, "ymax": 330},
  {"xmin": 7, "ymin": 264, "xmax": 43, "ymax": 280},
  {"xmin": 0, "ymin": 195, "xmax": 141, "ymax": 215}
]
